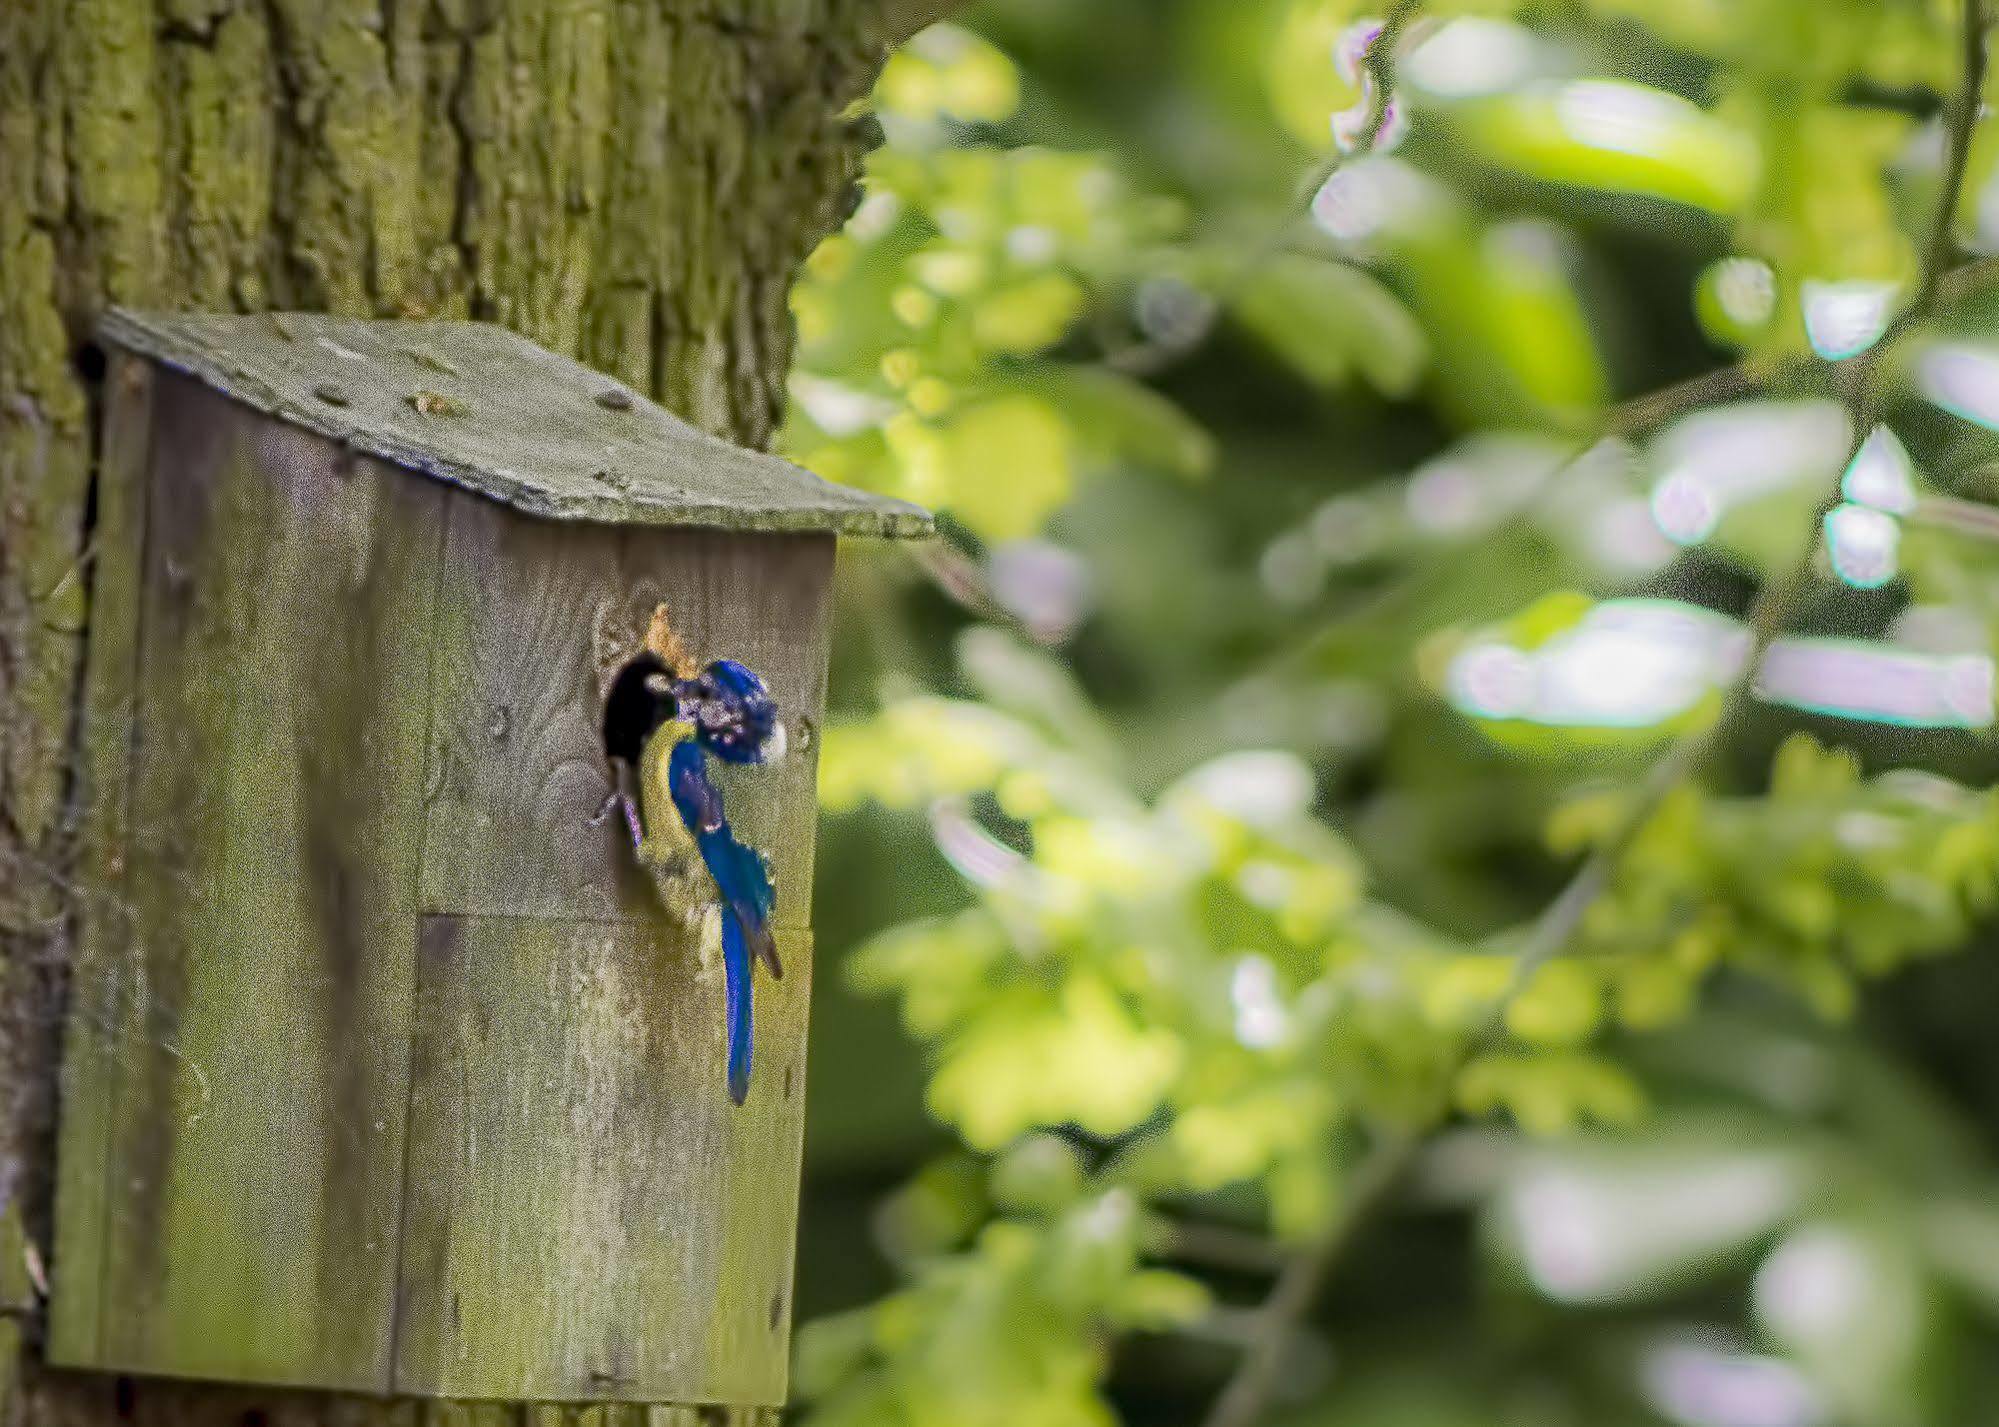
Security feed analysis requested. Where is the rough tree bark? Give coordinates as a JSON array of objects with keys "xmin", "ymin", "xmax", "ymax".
[{"xmin": 0, "ymin": 2, "xmax": 938, "ymax": 1421}]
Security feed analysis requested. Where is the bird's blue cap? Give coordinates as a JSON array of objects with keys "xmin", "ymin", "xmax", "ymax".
[{"xmin": 683, "ymin": 658, "xmax": 785, "ymax": 764}]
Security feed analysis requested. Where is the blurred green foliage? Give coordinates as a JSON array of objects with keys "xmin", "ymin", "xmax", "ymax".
[{"xmin": 785, "ymin": 0, "xmax": 1999, "ymax": 1423}]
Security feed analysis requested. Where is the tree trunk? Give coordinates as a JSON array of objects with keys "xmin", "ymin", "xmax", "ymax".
[{"xmin": 0, "ymin": 2, "xmax": 929, "ymax": 1420}]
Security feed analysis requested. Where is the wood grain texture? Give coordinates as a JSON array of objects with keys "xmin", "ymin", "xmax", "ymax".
[
  {"xmin": 418, "ymin": 500, "xmax": 834, "ymax": 925},
  {"xmin": 69, "ymin": 376, "xmax": 446, "ymax": 1391},
  {"xmin": 392, "ymin": 917, "xmax": 814, "ymax": 1403},
  {"xmin": 48, "ymin": 353, "xmax": 156, "ymax": 1364}
]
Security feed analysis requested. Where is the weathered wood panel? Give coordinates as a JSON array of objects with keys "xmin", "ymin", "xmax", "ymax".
[
  {"xmin": 392, "ymin": 915, "xmax": 813, "ymax": 1403},
  {"xmin": 418, "ymin": 502, "xmax": 833, "ymax": 924},
  {"xmin": 76, "ymin": 376, "xmax": 444, "ymax": 1391},
  {"xmin": 48, "ymin": 353, "xmax": 156, "ymax": 1364},
  {"xmin": 29, "ymin": 1373, "xmax": 780, "ymax": 1426}
]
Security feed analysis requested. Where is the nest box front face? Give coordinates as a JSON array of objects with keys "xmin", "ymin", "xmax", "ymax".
[{"xmin": 49, "ymin": 312, "xmax": 928, "ymax": 1405}]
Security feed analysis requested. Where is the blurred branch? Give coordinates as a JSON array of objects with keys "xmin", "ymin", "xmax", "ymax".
[
  {"xmin": 1103, "ymin": 0, "xmax": 1423, "ymax": 380},
  {"xmin": 1198, "ymin": 1131, "xmax": 1419, "ymax": 1427},
  {"xmin": 1199, "ymin": 10, "xmax": 1994, "ymax": 1427},
  {"xmin": 1919, "ymin": 0, "xmax": 1992, "ymax": 317},
  {"xmin": 1603, "ymin": 353, "xmax": 1812, "ymax": 437},
  {"xmin": 1937, "ymin": 251, "xmax": 1999, "ymax": 307},
  {"xmin": 1841, "ymin": 76, "xmax": 1948, "ymax": 118},
  {"xmin": 1910, "ymin": 493, "xmax": 1999, "ymax": 541},
  {"xmin": 1162, "ymin": 1219, "xmax": 1294, "ymax": 1276}
]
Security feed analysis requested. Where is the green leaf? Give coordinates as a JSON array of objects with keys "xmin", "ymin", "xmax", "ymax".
[
  {"xmin": 1025, "ymin": 365, "xmax": 1216, "ymax": 479},
  {"xmin": 1457, "ymin": 1050, "xmax": 1646, "ymax": 1135},
  {"xmin": 972, "ymin": 274, "xmax": 1086, "ymax": 353},
  {"xmin": 1231, "ymin": 254, "xmax": 1429, "ymax": 396},
  {"xmin": 958, "ymin": 628, "xmax": 1124, "ymax": 769},
  {"xmin": 1504, "ymin": 960, "xmax": 1603, "ymax": 1048},
  {"xmin": 990, "ymin": 1134, "xmax": 1088, "ymax": 1213},
  {"xmin": 1105, "ymin": 1269, "xmax": 1212, "ymax": 1330},
  {"xmin": 794, "ymin": 1308, "xmax": 881, "ymax": 1399},
  {"xmin": 877, "ymin": 23, "xmax": 1021, "ymax": 124},
  {"xmin": 894, "ymin": 394, "xmax": 1076, "ymax": 540},
  {"xmin": 1457, "ymin": 80, "xmax": 1759, "ymax": 213},
  {"xmin": 1393, "ymin": 222, "xmax": 1609, "ymax": 426},
  {"xmin": 928, "ymin": 979, "xmax": 1186, "ymax": 1149}
]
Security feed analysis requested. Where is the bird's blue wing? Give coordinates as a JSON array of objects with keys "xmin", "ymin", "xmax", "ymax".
[{"xmin": 667, "ymin": 740, "xmax": 780, "ymax": 978}]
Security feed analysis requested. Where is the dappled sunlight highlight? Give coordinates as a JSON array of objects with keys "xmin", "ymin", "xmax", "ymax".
[
  {"xmin": 1403, "ymin": 16, "xmax": 1542, "ymax": 99},
  {"xmin": 1840, "ymin": 425, "xmax": 1916, "ymax": 514},
  {"xmin": 1447, "ymin": 600, "xmax": 1747, "ymax": 728},
  {"xmin": 1755, "ymin": 640, "xmax": 1994, "ymax": 730},
  {"xmin": 1646, "ymin": 401, "xmax": 1851, "ymax": 547},
  {"xmin": 1448, "ymin": 598, "xmax": 1995, "ymax": 732},
  {"xmin": 1822, "ymin": 502, "xmax": 1901, "ymax": 589},
  {"xmin": 1801, "ymin": 279, "xmax": 1898, "ymax": 360},
  {"xmin": 1638, "ymin": 1343, "xmax": 1824, "ymax": 1427},
  {"xmin": 1918, "ymin": 341, "xmax": 1999, "ymax": 428}
]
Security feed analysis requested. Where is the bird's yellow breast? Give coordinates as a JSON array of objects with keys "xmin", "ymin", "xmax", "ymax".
[{"xmin": 636, "ymin": 718, "xmax": 699, "ymax": 865}]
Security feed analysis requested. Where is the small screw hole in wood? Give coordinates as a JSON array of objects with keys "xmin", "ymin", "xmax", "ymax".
[{"xmin": 794, "ymin": 715, "xmax": 815, "ymax": 752}]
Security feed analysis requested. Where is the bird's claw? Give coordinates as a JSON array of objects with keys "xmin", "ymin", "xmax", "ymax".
[{"xmin": 589, "ymin": 789, "xmax": 646, "ymax": 852}]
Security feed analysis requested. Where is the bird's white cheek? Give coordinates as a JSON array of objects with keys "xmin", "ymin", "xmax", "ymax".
[{"xmin": 761, "ymin": 722, "xmax": 789, "ymax": 764}]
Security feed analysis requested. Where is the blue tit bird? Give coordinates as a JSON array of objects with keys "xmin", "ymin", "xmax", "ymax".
[
  {"xmin": 601, "ymin": 625, "xmax": 781, "ymax": 1106},
  {"xmin": 660, "ymin": 734, "xmax": 779, "ymax": 1105}
]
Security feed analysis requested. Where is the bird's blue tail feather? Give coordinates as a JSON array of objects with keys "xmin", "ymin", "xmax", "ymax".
[
  {"xmin": 706, "ymin": 830, "xmax": 780, "ymax": 979},
  {"xmin": 722, "ymin": 909, "xmax": 752, "ymax": 1106}
]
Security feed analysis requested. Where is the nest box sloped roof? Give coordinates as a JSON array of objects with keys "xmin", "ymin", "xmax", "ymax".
[{"xmin": 100, "ymin": 308, "xmax": 933, "ymax": 539}]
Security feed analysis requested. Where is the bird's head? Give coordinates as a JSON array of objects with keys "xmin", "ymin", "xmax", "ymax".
[{"xmin": 678, "ymin": 658, "xmax": 786, "ymax": 764}]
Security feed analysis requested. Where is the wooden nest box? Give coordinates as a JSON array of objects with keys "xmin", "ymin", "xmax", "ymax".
[{"xmin": 49, "ymin": 310, "xmax": 930, "ymax": 1405}]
